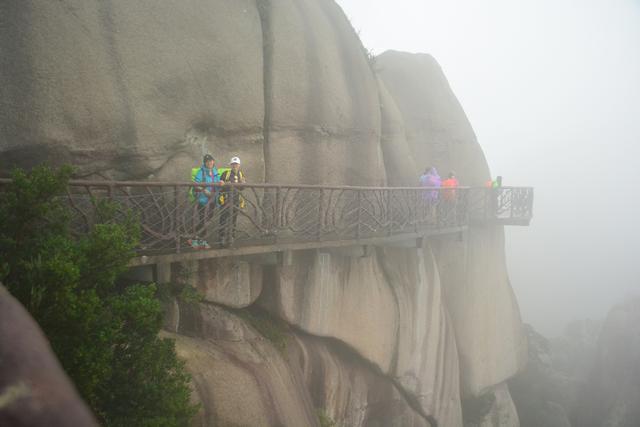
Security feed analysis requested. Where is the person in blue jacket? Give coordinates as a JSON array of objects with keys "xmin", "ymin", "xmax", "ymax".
[{"xmin": 190, "ymin": 154, "xmax": 220, "ymax": 249}]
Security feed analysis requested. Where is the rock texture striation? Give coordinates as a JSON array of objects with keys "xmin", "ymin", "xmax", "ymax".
[
  {"xmin": 432, "ymin": 227, "xmax": 527, "ymax": 397},
  {"xmin": 0, "ymin": 0, "xmax": 265, "ymax": 180},
  {"xmin": 263, "ymin": 0, "xmax": 385, "ymax": 186}
]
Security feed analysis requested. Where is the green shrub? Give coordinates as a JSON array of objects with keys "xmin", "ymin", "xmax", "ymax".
[
  {"xmin": 233, "ymin": 306, "xmax": 289, "ymax": 353},
  {"xmin": 316, "ymin": 409, "xmax": 337, "ymax": 427},
  {"xmin": 0, "ymin": 166, "xmax": 198, "ymax": 426}
]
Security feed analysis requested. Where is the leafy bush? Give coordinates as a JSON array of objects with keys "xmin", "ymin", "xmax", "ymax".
[
  {"xmin": 233, "ymin": 306, "xmax": 289, "ymax": 353},
  {"xmin": 316, "ymin": 409, "xmax": 336, "ymax": 427},
  {"xmin": 0, "ymin": 166, "xmax": 198, "ymax": 426}
]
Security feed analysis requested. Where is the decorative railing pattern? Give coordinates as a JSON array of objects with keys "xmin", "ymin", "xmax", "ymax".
[
  {"xmin": 0, "ymin": 180, "xmax": 533, "ymax": 255},
  {"xmin": 469, "ymin": 186, "xmax": 535, "ymax": 224}
]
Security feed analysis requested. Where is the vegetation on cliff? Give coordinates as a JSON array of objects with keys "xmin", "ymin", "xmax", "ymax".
[{"xmin": 0, "ymin": 166, "xmax": 198, "ymax": 426}]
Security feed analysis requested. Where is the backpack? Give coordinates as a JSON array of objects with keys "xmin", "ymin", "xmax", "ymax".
[
  {"xmin": 188, "ymin": 167, "xmax": 204, "ymax": 203},
  {"xmin": 218, "ymin": 170, "xmax": 245, "ymax": 209}
]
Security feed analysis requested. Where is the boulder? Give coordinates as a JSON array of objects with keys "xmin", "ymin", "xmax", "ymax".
[
  {"xmin": 171, "ymin": 301, "xmax": 442, "ymax": 427},
  {"xmin": 433, "ymin": 227, "xmax": 527, "ymax": 396},
  {"xmin": 259, "ymin": 249, "xmax": 398, "ymax": 373},
  {"xmin": 572, "ymin": 298, "xmax": 640, "ymax": 427},
  {"xmin": 0, "ymin": 284, "xmax": 98, "ymax": 427},
  {"xmin": 264, "ymin": 0, "xmax": 385, "ymax": 186},
  {"xmin": 509, "ymin": 324, "xmax": 580, "ymax": 427},
  {"xmin": 478, "ymin": 383, "xmax": 519, "ymax": 427},
  {"xmin": 287, "ymin": 334, "xmax": 432, "ymax": 427},
  {"xmin": 0, "ymin": 0, "xmax": 265, "ymax": 180},
  {"xmin": 377, "ymin": 78, "xmax": 418, "ymax": 186},
  {"xmin": 259, "ymin": 245, "xmax": 463, "ymax": 426},
  {"xmin": 376, "ymin": 50, "xmax": 489, "ymax": 185},
  {"xmin": 462, "ymin": 383, "xmax": 519, "ymax": 427},
  {"xmin": 172, "ymin": 258, "xmax": 263, "ymax": 308},
  {"xmin": 377, "ymin": 51, "xmax": 527, "ymax": 396},
  {"xmin": 378, "ymin": 246, "xmax": 463, "ymax": 425},
  {"xmin": 170, "ymin": 303, "xmax": 318, "ymax": 427}
]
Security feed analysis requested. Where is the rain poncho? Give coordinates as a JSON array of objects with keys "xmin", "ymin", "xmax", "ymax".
[
  {"xmin": 193, "ymin": 165, "xmax": 220, "ymax": 206},
  {"xmin": 442, "ymin": 176, "xmax": 459, "ymax": 201},
  {"xmin": 419, "ymin": 167, "xmax": 441, "ymax": 202}
]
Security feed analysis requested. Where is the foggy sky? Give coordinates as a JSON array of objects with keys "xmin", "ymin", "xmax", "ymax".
[{"xmin": 337, "ymin": 0, "xmax": 640, "ymax": 336}]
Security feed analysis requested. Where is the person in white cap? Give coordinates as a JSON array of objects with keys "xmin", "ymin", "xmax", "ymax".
[{"xmin": 219, "ymin": 156, "xmax": 246, "ymax": 245}]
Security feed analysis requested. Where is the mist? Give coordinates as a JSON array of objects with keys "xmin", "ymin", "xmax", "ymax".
[{"xmin": 338, "ymin": 0, "xmax": 640, "ymax": 337}]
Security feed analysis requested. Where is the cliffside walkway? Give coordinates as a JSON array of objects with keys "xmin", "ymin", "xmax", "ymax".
[{"xmin": 14, "ymin": 180, "xmax": 532, "ymax": 266}]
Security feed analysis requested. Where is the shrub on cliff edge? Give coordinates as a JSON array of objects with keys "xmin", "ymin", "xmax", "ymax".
[{"xmin": 0, "ymin": 166, "xmax": 198, "ymax": 426}]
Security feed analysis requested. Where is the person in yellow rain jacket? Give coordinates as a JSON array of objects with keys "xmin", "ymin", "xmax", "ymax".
[{"xmin": 218, "ymin": 157, "xmax": 246, "ymax": 245}]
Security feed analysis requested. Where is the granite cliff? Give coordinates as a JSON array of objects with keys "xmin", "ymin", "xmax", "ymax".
[{"xmin": 0, "ymin": 1, "xmax": 527, "ymax": 426}]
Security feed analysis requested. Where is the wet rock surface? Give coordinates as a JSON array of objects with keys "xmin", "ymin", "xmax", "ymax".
[
  {"xmin": 0, "ymin": 285, "xmax": 98, "ymax": 427},
  {"xmin": 0, "ymin": 1, "xmax": 528, "ymax": 426}
]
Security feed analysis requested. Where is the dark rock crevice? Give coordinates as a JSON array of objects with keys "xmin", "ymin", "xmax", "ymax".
[
  {"xmin": 374, "ymin": 247, "xmax": 442, "ymax": 427},
  {"xmin": 289, "ymin": 321, "xmax": 439, "ymax": 427},
  {"xmin": 96, "ymin": 0, "xmax": 139, "ymax": 156},
  {"xmin": 255, "ymin": 0, "xmax": 273, "ymax": 183},
  {"xmin": 175, "ymin": 296, "xmax": 438, "ymax": 426}
]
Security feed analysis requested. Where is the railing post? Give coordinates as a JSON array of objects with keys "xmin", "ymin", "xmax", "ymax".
[
  {"xmin": 274, "ymin": 187, "xmax": 281, "ymax": 241},
  {"xmin": 317, "ymin": 189, "xmax": 324, "ymax": 241},
  {"xmin": 174, "ymin": 185, "xmax": 180, "ymax": 253},
  {"xmin": 229, "ymin": 186, "xmax": 237, "ymax": 247},
  {"xmin": 413, "ymin": 189, "xmax": 419, "ymax": 233},
  {"xmin": 485, "ymin": 188, "xmax": 491, "ymax": 222},
  {"xmin": 387, "ymin": 189, "xmax": 392, "ymax": 236},
  {"xmin": 509, "ymin": 188, "xmax": 515, "ymax": 220},
  {"xmin": 451, "ymin": 188, "xmax": 457, "ymax": 227},
  {"xmin": 356, "ymin": 190, "xmax": 362, "ymax": 240},
  {"xmin": 464, "ymin": 189, "xmax": 469, "ymax": 225}
]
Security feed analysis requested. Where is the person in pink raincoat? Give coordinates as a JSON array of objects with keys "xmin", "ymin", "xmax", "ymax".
[{"xmin": 419, "ymin": 166, "xmax": 441, "ymax": 202}]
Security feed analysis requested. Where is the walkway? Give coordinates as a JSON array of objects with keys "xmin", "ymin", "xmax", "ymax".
[{"xmin": 52, "ymin": 181, "xmax": 533, "ymax": 265}]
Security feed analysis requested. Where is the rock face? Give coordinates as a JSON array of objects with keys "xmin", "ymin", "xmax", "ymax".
[
  {"xmin": 377, "ymin": 78, "xmax": 418, "ymax": 186},
  {"xmin": 0, "ymin": 285, "xmax": 98, "ymax": 427},
  {"xmin": 259, "ymin": 249, "xmax": 398, "ymax": 372},
  {"xmin": 377, "ymin": 50, "xmax": 526, "ymax": 399},
  {"xmin": 0, "ymin": 0, "xmax": 265, "ymax": 180},
  {"xmin": 378, "ymin": 246, "xmax": 463, "ymax": 425},
  {"xmin": 572, "ymin": 299, "xmax": 640, "ymax": 427},
  {"xmin": 508, "ymin": 324, "xmax": 574, "ymax": 427},
  {"xmin": 259, "ymin": 246, "xmax": 463, "ymax": 425},
  {"xmin": 168, "ymin": 303, "xmax": 318, "ymax": 427},
  {"xmin": 288, "ymin": 333, "xmax": 432, "ymax": 427},
  {"xmin": 376, "ymin": 50, "xmax": 489, "ymax": 185},
  {"xmin": 433, "ymin": 227, "xmax": 527, "ymax": 396},
  {"xmin": 173, "ymin": 258, "xmax": 263, "ymax": 308},
  {"xmin": 170, "ymin": 300, "xmax": 434, "ymax": 427},
  {"xmin": 264, "ymin": 0, "xmax": 385, "ymax": 186},
  {"xmin": 1, "ymin": 1, "xmax": 528, "ymax": 426},
  {"xmin": 476, "ymin": 384, "xmax": 520, "ymax": 427}
]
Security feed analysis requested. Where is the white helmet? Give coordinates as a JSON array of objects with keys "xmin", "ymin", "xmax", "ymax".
[{"xmin": 230, "ymin": 156, "xmax": 241, "ymax": 165}]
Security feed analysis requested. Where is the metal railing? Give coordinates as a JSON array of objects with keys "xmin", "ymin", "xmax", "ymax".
[
  {"xmin": 0, "ymin": 180, "xmax": 533, "ymax": 255},
  {"xmin": 469, "ymin": 186, "xmax": 534, "ymax": 224}
]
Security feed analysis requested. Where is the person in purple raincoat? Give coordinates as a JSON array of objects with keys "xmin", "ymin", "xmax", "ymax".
[{"xmin": 419, "ymin": 166, "xmax": 441, "ymax": 202}]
